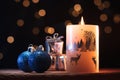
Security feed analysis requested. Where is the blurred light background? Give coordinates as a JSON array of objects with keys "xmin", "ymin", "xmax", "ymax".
[{"xmin": 0, "ymin": 0, "xmax": 120, "ymax": 69}]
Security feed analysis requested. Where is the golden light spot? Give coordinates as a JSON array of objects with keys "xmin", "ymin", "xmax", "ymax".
[
  {"xmin": 100, "ymin": 14, "xmax": 108, "ymax": 22},
  {"xmin": 48, "ymin": 27, "xmax": 55, "ymax": 34},
  {"xmin": 44, "ymin": 26, "xmax": 49, "ymax": 33},
  {"xmin": 103, "ymin": 1, "xmax": 110, "ymax": 8},
  {"xmin": 113, "ymin": 14, "xmax": 120, "ymax": 23},
  {"xmin": 44, "ymin": 26, "xmax": 55, "ymax": 34},
  {"xmin": 17, "ymin": 19, "xmax": 24, "ymax": 27},
  {"xmin": 104, "ymin": 26, "xmax": 112, "ymax": 34},
  {"xmin": 72, "ymin": 10, "xmax": 80, "ymax": 17},
  {"xmin": 14, "ymin": 0, "xmax": 20, "ymax": 3},
  {"xmin": 65, "ymin": 20, "xmax": 72, "ymax": 26},
  {"xmin": 32, "ymin": 0, "xmax": 39, "ymax": 4},
  {"xmin": 98, "ymin": 4, "xmax": 105, "ymax": 10},
  {"xmin": 74, "ymin": 4, "xmax": 81, "ymax": 12},
  {"xmin": 7, "ymin": 36, "xmax": 14, "ymax": 44},
  {"xmin": 94, "ymin": 0, "xmax": 102, "ymax": 6},
  {"xmin": 32, "ymin": 27, "xmax": 40, "ymax": 35},
  {"xmin": 38, "ymin": 9, "xmax": 46, "ymax": 17},
  {"xmin": 23, "ymin": 0, "xmax": 30, "ymax": 7},
  {"xmin": 0, "ymin": 52, "xmax": 3, "ymax": 60}
]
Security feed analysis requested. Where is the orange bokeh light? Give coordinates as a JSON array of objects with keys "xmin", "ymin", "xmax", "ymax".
[
  {"xmin": 7, "ymin": 36, "xmax": 14, "ymax": 44},
  {"xmin": 38, "ymin": 9, "xmax": 46, "ymax": 17}
]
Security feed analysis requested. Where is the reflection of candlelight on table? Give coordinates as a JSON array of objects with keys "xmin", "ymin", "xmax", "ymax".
[
  {"xmin": 0, "ymin": 69, "xmax": 120, "ymax": 80},
  {"xmin": 66, "ymin": 17, "xmax": 99, "ymax": 73}
]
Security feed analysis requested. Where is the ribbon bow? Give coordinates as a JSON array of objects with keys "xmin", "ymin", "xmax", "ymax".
[{"xmin": 46, "ymin": 33, "xmax": 64, "ymax": 42}]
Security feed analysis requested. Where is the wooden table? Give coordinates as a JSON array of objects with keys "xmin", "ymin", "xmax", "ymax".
[{"xmin": 0, "ymin": 69, "xmax": 120, "ymax": 80}]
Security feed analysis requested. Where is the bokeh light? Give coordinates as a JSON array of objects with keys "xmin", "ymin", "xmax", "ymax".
[
  {"xmin": 44, "ymin": 26, "xmax": 55, "ymax": 34},
  {"xmin": 32, "ymin": 27, "xmax": 40, "ymax": 35},
  {"xmin": 98, "ymin": 4, "xmax": 105, "ymax": 10},
  {"xmin": 65, "ymin": 20, "xmax": 72, "ymax": 26},
  {"xmin": 69, "ymin": 7, "xmax": 83, "ymax": 17},
  {"xmin": 38, "ymin": 9, "xmax": 46, "ymax": 17},
  {"xmin": 17, "ymin": 19, "xmax": 24, "ymax": 27},
  {"xmin": 74, "ymin": 4, "xmax": 82, "ymax": 12},
  {"xmin": 48, "ymin": 27, "xmax": 55, "ymax": 34},
  {"xmin": 100, "ymin": 14, "xmax": 108, "ymax": 22},
  {"xmin": 94, "ymin": 0, "xmax": 102, "ymax": 6},
  {"xmin": 32, "ymin": 0, "xmax": 39, "ymax": 4},
  {"xmin": 44, "ymin": 26, "xmax": 49, "ymax": 33},
  {"xmin": 113, "ymin": 14, "xmax": 120, "ymax": 24},
  {"xmin": 0, "ymin": 52, "xmax": 3, "ymax": 60},
  {"xmin": 7, "ymin": 36, "xmax": 14, "ymax": 44},
  {"xmin": 72, "ymin": 10, "xmax": 80, "ymax": 17},
  {"xmin": 103, "ymin": 1, "xmax": 110, "ymax": 9},
  {"xmin": 104, "ymin": 26, "xmax": 112, "ymax": 34},
  {"xmin": 22, "ymin": 0, "xmax": 30, "ymax": 7}
]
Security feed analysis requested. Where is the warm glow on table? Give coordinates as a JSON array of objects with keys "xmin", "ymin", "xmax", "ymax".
[{"xmin": 0, "ymin": 69, "xmax": 120, "ymax": 80}]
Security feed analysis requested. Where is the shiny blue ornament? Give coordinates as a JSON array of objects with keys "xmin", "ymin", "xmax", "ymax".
[
  {"xmin": 17, "ymin": 44, "xmax": 34, "ymax": 72},
  {"xmin": 28, "ymin": 45, "xmax": 51, "ymax": 73}
]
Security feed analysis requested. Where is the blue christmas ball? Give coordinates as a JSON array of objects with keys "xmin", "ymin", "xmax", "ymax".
[
  {"xmin": 28, "ymin": 48, "xmax": 51, "ymax": 73},
  {"xmin": 17, "ymin": 51, "xmax": 32, "ymax": 72}
]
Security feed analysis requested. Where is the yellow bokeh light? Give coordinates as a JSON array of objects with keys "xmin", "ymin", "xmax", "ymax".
[
  {"xmin": 72, "ymin": 10, "xmax": 80, "ymax": 17},
  {"xmin": 100, "ymin": 14, "xmax": 108, "ymax": 22},
  {"xmin": 44, "ymin": 26, "xmax": 49, "ymax": 33},
  {"xmin": 113, "ymin": 14, "xmax": 120, "ymax": 23},
  {"xmin": 17, "ymin": 19, "xmax": 24, "ymax": 27},
  {"xmin": 38, "ymin": 9, "xmax": 46, "ymax": 17},
  {"xmin": 104, "ymin": 26, "xmax": 112, "ymax": 34},
  {"xmin": 98, "ymin": 4, "xmax": 105, "ymax": 10},
  {"xmin": 32, "ymin": 0, "xmax": 39, "ymax": 4},
  {"xmin": 32, "ymin": 27, "xmax": 40, "ymax": 35},
  {"xmin": 23, "ymin": 0, "xmax": 30, "ymax": 7},
  {"xmin": 44, "ymin": 26, "xmax": 55, "ymax": 34},
  {"xmin": 74, "ymin": 4, "xmax": 81, "ymax": 12},
  {"xmin": 65, "ymin": 20, "xmax": 72, "ymax": 26},
  {"xmin": 103, "ymin": 1, "xmax": 110, "ymax": 8},
  {"xmin": 7, "ymin": 36, "xmax": 14, "ymax": 44},
  {"xmin": 94, "ymin": 0, "xmax": 102, "ymax": 6},
  {"xmin": 48, "ymin": 27, "xmax": 55, "ymax": 34},
  {"xmin": 0, "ymin": 52, "xmax": 3, "ymax": 60}
]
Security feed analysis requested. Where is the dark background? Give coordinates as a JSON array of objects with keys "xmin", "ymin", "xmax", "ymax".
[{"xmin": 0, "ymin": 0, "xmax": 120, "ymax": 69}]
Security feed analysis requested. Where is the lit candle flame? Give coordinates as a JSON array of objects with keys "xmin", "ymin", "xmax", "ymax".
[{"xmin": 79, "ymin": 16, "xmax": 85, "ymax": 25}]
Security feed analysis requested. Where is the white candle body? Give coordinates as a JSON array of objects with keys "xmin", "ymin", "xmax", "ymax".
[{"xmin": 66, "ymin": 25, "xmax": 99, "ymax": 73}]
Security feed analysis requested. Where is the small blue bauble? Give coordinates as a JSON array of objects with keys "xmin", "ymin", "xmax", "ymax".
[
  {"xmin": 28, "ymin": 47, "xmax": 51, "ymax": 73},
  {"xmin": 17, "ymin": 51, "xmax": 32, "ymax": 72}
]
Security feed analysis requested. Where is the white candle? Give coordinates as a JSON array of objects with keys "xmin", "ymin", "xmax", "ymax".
[{"xmin": 66, "ymin": 17, "xmax": 99, "ymax": 73}]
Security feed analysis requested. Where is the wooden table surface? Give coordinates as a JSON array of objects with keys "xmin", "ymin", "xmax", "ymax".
[{"xmin": 0, "ymin": 69, "xmax": 120, "ymax": 80}]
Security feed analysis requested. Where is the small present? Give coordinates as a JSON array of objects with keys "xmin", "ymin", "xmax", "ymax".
[{"xmin": 45, "ymin": 33, "xmax": 66, "ymax": 71}]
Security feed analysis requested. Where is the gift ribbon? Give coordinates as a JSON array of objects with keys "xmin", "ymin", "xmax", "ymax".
[{"xmin": 46, "ymin": 33, "xmax": 64, "ymax": 42}]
